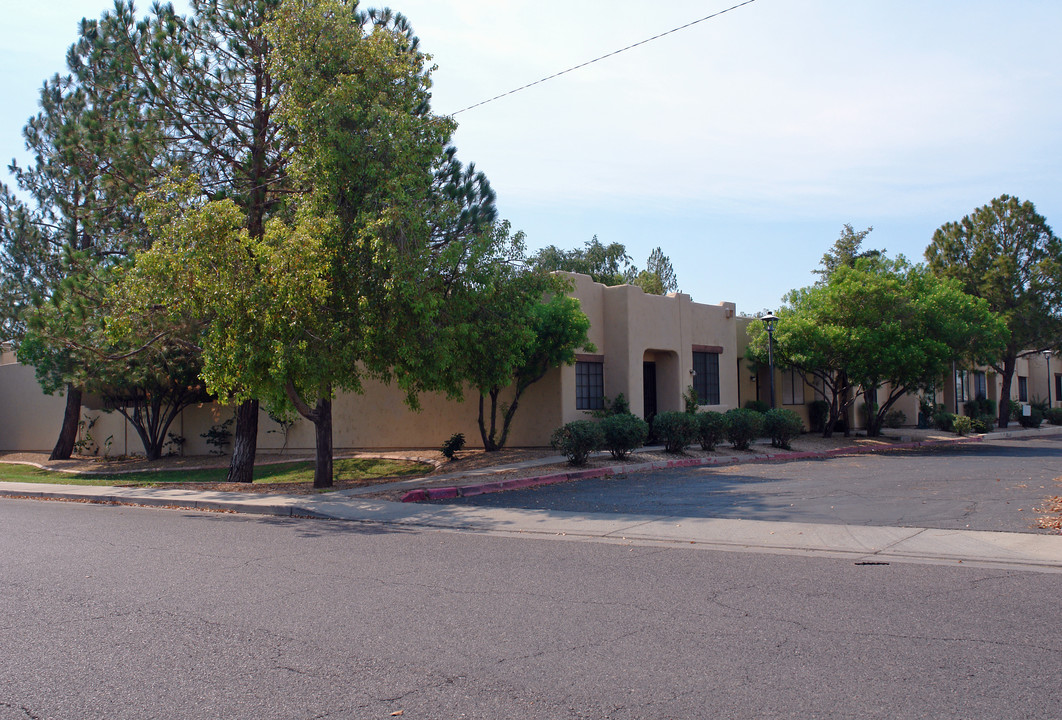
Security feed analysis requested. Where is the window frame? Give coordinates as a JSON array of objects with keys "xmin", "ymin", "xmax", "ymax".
[
  {"xmin": 692, "ymin": 349, "xmax": 720, "ymax": 406},
  {"xmin": 575, "ymin": 360, "xmax": 605, "ymax": 410}
]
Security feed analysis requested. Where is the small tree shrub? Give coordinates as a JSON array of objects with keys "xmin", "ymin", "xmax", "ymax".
[
  {"xmin": 883, "ymin": 409, "xmax": 906, "ymax": 429},
  {"xmin": 932, "ymin": 410, "xmax": 955, "ymax": 432},
  {"xmin": 653, "ymin": 410, "xmax": 698, "ymax": 453},
  {"xmin": 588, "ymin": 393, "xmax": 631, "ymax": 419},
  {"xmin": 807, "ymin": 400, "xmax": 830, "ymax": 433},
  {"xmin": 763, "ymin": 408, "xmax": 803, "ymax": 450},
  {"xmin": 1045, "ymin": 408, "xmax": 1062, "ymax": 426},
  {"xmin": 550, "ymin": 420, "xmax": 603, "ymax": 465},
  {"xmin": 725, "ymin": 408, "xmax": 763, "ymax": 450},
  {"xmin": 744, "ymin": 399, "xmax": 769, "ymax": 414},
  {"xmin": 1007, "ymin": 400, "xmax": 1022, "ymax": 423},
  {"xmin": 683, "ymin": 385, "xmax": 700, "ymax": 414},
  {"xmin": 696, "ymin": 411, "xmax": 727, "ymax": 451},
  {"xmin": 1019, "ymin": 407, "xmax": 1044, "ymax": 429},
  {"xmin": 970, "ymin": 415, "xmax": 994, "ymax": 434},
  {"xmin": 952, "ymin": 415, "xmax": 973, "ymax": 436},
  {"xmin": 601, "ymin": 413, "xmax": 649, "ymax": 459},
  {"xmin": 201, "ymin": 417, "xmax": 234, "ymax": 455},
  {"xmin": 441, "ymin": 432, "xmax": 465, "ymax": 460}
]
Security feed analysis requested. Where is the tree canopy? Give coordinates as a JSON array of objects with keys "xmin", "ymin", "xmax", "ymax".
[
  {"xmin": 926, "ymin": 194, "xmax": 1062, "ymax": 426},
  {"xmin": 529, "ymin": 237, "xmax": 679, "ymax": 294},
  {"xmin": 748, "ymin": 253, "xmax": 1005, "ymax": 437}
]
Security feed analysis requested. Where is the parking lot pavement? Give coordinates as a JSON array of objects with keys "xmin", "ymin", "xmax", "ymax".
[{"xmin": 441, "ymin": 436, "xmax": 1062, "ymax": 535}]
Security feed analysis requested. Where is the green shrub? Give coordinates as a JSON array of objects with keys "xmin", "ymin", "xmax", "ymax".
[
  {"xmin": 970, "ymin": 415, "xmax": 994, "ymax": 434},
  {"xmin": 441, "ymin": 432, "xmax": 465, "ymax": 460},
  {"xmin": 953, "ymin": 415, "xmax": 973, "ymax": 436},
  {"xmin": 600, "ymin": 413, "xmax": 649, "ymax": 459},
  {"xmin": 653, "ymin": 411, "xmax": 698, "ymax": 453},
  {"xmin": 1008, "ymin": 400, "xmax": 1023, "ymax": 423},
  {"xmin": 763, "ymin": 408, "xmax": 803, "ymax": 450},
  {"xmin": 883, "ymin": 408, "xmax": 907, "ymax": 428},
  {"xmin": 807, "ymin": 400, "xmax": 830, "ymax": 433},
  {"xmin": 550, "ymin": 420, "xmax": 604, "ymax": 465},
  {"xmin": 932, "ymin": 410, "xmax": 955, "ymax": 432},
  {"xmin": 683, "ymin": 385, "xmax": 700, "ymax": 414},
  {"xmin": 743, "ymin": 400, "xmax": 770, "ymax": 414},
  {"xmin": 696, "ymin": 411, "xmax": 727, "ymax": 451},
  {"xmin": 588, "ymin": 393, "xmax": 631, "ymax": 419},
  {"xmin": 724, "ymin": 408, "xmax": 764, "ymax": 450},
  {"xmin": 1019, "ymin": 407, "xmax": 1044, "ymax": 429},
  {"xmin": 1045, "ymin": 408, "xmax": 1062, "ymax": 426}
]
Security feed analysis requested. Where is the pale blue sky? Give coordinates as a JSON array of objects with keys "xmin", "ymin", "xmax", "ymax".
[{"xmin": 4, "ymin": 0, "xmax": 1060, "ymax": 314}]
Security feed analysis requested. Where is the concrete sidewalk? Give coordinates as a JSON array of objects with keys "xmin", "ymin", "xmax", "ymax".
[{"xmin": 2, "ymin": 478, "xmax": 1060, "ymax": 573}]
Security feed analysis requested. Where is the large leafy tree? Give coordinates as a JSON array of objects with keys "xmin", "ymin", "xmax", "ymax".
[
  {"xmin": 926, "ymin": 195, "xmax": 1062, "ymax": 427},
  {"xmin": 450, "ymin": 223, "xmax": 593, "ymax": 450},
  {"xmin": 748, "ymin": 257, "xmax": 1005, "ymax": 437},
  {"xmin": 122, "ymin": 0, "xmax": 496, "ymax": 487},
  {"xmin": 0, "ymin": 21, "xmax": 162, "ymax": 459}
]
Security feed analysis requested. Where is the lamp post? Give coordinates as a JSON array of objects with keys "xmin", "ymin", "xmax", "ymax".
[
  {"xmin": 761, "ymin": 312, "xmax": 779, "ymax": 409},
  {"xmin": 1045, "ymin": 350, "xmax": 1053, "ymax": 407}
]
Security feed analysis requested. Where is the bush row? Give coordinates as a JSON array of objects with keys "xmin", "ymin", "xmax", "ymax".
[{"xmin": 550, "ymin": 407, "xmax": 806, "ymax": 465}]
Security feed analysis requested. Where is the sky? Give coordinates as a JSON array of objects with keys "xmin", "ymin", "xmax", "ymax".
[{"xmin": 3, "ymin": 0, "xmax": 1061, "ymax": 314}]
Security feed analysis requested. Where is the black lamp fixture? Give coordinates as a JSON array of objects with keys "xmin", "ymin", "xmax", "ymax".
[{"xmin": 761, "ymin": 312, "xmax": 779, "ymax": 409}]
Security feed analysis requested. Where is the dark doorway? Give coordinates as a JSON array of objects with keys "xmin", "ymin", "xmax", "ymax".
[{"xmin": 643, "ymin": 362, "xmax": 657, "ymax": 422}]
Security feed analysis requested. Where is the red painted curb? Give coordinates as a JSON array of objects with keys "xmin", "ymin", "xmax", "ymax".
[{"xmin": 400, "ymin": 433, "xmax": 995, "ymax": 502}]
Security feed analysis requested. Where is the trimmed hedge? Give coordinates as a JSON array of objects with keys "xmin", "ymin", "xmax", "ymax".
[
  {"xmin": 763, "ymin": 408, "xmax": 803, "ymax": 450},
  {"xmin": 696, "ymin": 411, "xmax": 727, "ymax": 451},
  {"xmin": 601, "ymin": 413, "xmax": 649, "ymax": 459},
  {"xmin": 653, "ymin": 411, "xmax": 698, "ymax": 453},
  {"xmin": 551, "ymin": 420, "xmax": 603, "ymax": 465},
  {"xmin": 724, "ymin": 408, "xmax": 763, "ymax": 450}
]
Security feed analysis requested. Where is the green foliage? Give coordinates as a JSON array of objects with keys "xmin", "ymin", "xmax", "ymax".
[
  {"xmin": 651, "ymin": 411, "xmax": 697, "ymax": 453},
  {"xmin": 551, "ymin": 420, "xmax": 603, "ymax": 466},
  {"xmin": 807, "ymin": 400, "xmax": 830, "ymax": 433},
  {"xmin": 696, "ymin": 411, "xmax": 727, "ymax": 451},
  {"xmin": 1007, "ymin": 400, "xmax": 1023, "ymax": 423},
  {"xmin": 952, "ymin": 415, "xmax": 974, "ymax": 436},
  {"xmin": 970, "ymin": 415, "xmax": 995, "ymax": 433},
  {"xmin": 743, "ymin": 400, "xmax": 770, "ymax": 414},
  {"xmin": 883, "ymin": 409, "xmax": 907, "ymax": 429},
  {"xmin": 932, "ymin": 411, "xmax": 956, "ymax": 432},
  {"xmin": 747, "ymin": 250, "xmax": 1006, "ymax": 438},
  {"xmin": 201, "ymin": 418, "xmax": 234, "ymax": 455},
  {"xmin": 454, "ymin": 235, "xmax": 593, "ymax": 450},
  {"xmin": 441, "ymin": 432, "xmax": 465, "ymax": 460},
  {"xmin": 965, "ymin": 397, "xmax": 997, "ymax": 419},
  {"xmin": 587, "ymin": 393, "xmax": 631, "ymax": 419},
  {"xmin": 724, "ymin": 408, "xmax": 764, "ymax": 450},
  {"xmin": 1045, "ymin": 408, "xmax": 1062, "ymax": 425},
  {"xmin": 813, "ymin": 224, "xmax": 879, "ymax": 282},
  {"xmin": 600, "ymin": 414, "xmax": 649, "ymax": 460},
  {"xmin": 926, "ymin": 195, "xmax": 1062, "ymax": 427},
  {"xmin": 763, "ymin": 408, "xmax": 803, "ymax": 450},
  {"xmin": 683, "ymin": 385, "xmax": 700, "ymax": 414},
  {"xmin": 1020, "ymin": 407, "xmax": 1045, "ymax": 428},
  {"xmin": 529, "ymin": 238, "xmax": 679, "ymax": 295}
]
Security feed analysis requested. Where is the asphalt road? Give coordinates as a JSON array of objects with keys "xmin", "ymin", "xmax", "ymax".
[
  {"xmin": 2, "ymin": 499, "xmax": 1061, "ymax": 719},
  {"xmin": 444, "ymin": 437, "xmax": 1062, "ymax": 533}
]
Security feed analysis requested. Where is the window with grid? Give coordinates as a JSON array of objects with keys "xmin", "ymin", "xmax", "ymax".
[
  {"xmin": 692, "ymin": 351, "xmax": 720, "ymax": 405},
  {"xmin": 575, "ymin": 361, "xmax": 604, "ymax": 410},
  {"xmin": 955, "ymin": 369, "xmax": 968, "ymax": 403},
  {"xmin": 1018, "ymin": 376, "xmax": 1028, "ymax": 402},
  {"xmin": 974, "ymin": 371, "xmax": 987, "ymax": 399},
  {"xmin": 782, "ymin": 367, "xmax": 805, "ymax": 406}
]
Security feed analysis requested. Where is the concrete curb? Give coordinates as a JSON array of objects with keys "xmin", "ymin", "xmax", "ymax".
[{"xmin": 399, "ymin": 434, "xmax": 997, "ymax": 502}]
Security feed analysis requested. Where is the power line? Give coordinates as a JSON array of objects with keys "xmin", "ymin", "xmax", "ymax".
[{"xmin": 450, "ymin": 0, "xmax": 759, "ymax": 116}]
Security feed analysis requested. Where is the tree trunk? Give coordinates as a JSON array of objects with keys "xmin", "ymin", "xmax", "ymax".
[
  {"xmin": 312, "ymin": 398, "xmax": 333, "ymax": 489},
  {"xmin": 227, "ymin": 398, "xmax": 259, "ymax": 483},
  {"xmin": 50, "ymin": 384, "xmax": 82, "ymax": 460},
  {"xmin": 997, "ymin": 353, "xmax": 1017, "ymax": 428}
]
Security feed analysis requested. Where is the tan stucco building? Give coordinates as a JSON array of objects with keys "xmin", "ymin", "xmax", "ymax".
[{"xmin": 0, "ymin": 272, "xmax": 742, "ymax": 455}]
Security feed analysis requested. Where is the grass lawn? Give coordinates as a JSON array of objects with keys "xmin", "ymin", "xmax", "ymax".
[{"xmin": 0, "ymin": 458, "xmax": 428, "ymax": 488}]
